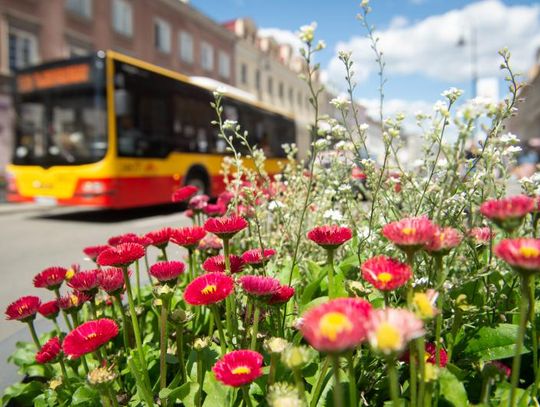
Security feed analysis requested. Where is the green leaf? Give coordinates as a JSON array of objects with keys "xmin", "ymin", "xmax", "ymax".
[
  {"xmin": 71, "ymin": 385, "xmax": 100, "ymax": 405},
  {"xmin": 495, "ymin": 382, "xmax": 530, "ymax": 407},
  {"xmin": 2, "ymin": 381, "xmax": 44, "ymax": 406},
  {"xmin": 203, "ymin": 373, "xmax": 231, "ymax": 407},
  {"xmin": 439, "ymin": 368, "xmax": 468, "ymax": 407},
  {"xmin": 301, "ymin": 272, "xmax": 325, "ymax": 306},
  {"xmin": 463, "ymin": 324, "xmax": 530, "ymax": 361}
]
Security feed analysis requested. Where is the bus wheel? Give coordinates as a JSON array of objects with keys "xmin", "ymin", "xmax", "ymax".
[{"xmin": 185, "ymin": 170, "xmax": 209, "ymax": 195}]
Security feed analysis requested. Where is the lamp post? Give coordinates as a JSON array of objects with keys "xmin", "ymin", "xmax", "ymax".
[{"xmin": 457, "ymin": 26, "xmax": 478, "ymax": 98}]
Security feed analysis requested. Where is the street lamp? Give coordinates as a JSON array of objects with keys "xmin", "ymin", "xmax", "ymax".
[{"xmin": 457, "ymin": 26, "xmax": 478, "ymax": 98}]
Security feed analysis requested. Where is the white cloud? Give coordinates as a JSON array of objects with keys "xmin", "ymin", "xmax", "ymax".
[
  {"xmin": 258, "ymin": 27, "xmax": 304, "ymax": 53},
  {"xmin": 325, "ymin": 0, "xmax": 540, "ymax": 87}
]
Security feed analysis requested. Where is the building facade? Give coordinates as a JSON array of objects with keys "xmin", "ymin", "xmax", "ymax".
[{"xmin": 0, "ymin": 0, "xmax": 236, "ymax": 177}]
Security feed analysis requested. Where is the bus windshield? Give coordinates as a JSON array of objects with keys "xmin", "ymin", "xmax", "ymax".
[{"xmin": 13, "ymin": 87, "xmax": 107, "ymax": 167}]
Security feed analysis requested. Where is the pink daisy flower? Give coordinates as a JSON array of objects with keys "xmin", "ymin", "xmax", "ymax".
[{"xmin": 212, "ymin": 350, "xmax": 264, "ymax": 387}]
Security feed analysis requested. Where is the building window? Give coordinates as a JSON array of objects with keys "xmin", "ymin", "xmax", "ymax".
[
  {"xmin": 68, "ymin": 44, "xmax": 90, "ymax": 57},
  {"xmin": 240, "ymin": 64, "xmax": 247, "ymax": 84},
  {"xmin": 66, "ymin": 0, "xmax": 92, "ymax": 19},
  {"xmin": 267, "ymin": 77, "xmax": 273, "ymax": 96},
  {"xmin": 179, "ymin": 31, "xmax": 193, "ymax": 63},
  {"xmin": 255, "ymin": 69, "xmax": 260, "ymax": 90},
  {"xmin": 218, "ymin": 51, "xmax": 230, "ymax": 79},
  {"xmin": 288, "ymin": 87, "xmax": 293, "ymax": 104},
  {"xmin": 8, "ymin": 28, "xmax": 38, "ymax": 72},
  {"xmin": 201, "ymin": 42, "xmax": 214, "ymax": 71},
  {"xmin": 154, "ymin": 18, "xmax": 171, "ymax": 53},
  {"xmin": 112, "ymin": 0, "xmax": 133, "ymax": 37},
  {"xmin": 278, "ymin": 82, "xmax": 284, "ymax": 100}
]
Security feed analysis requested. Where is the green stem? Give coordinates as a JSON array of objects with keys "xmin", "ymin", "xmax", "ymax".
[
  {"xmin": 327, "ymin": 249, "xmax": 336, "ymax": 299},
  {"xmin": 135, "ymin": 260, "xmax": 141, "ymax": 306},
  {"xmin": 212, "ymin": 306, "xmax": 227, "ymax": 354},
  {"xmin": 268, "ymin": 353, "xmax": 278, "ymax": 387},
  {"xmin": 89, "ymin": 299, "xmax": 99, "ymax": 320},
  {"xmin": 386, "ymin": 358, "xmax": 401, "ymax": 406},
  {"xmin": 250, "ymin": 305, "xmax": 260, "ymax": 351},
  {"xmin": 242, "ymin": 385, "xmax": 253, "ymax": 407},
  {"xmin": 58, "ymin": 358, "xmax": 69, "ymax": 382},
  {"xmin": 144, "ymin": 254, "xmax": 153, "ymax": 283},
  {"xmin": 121, "ymin": 267, "xmax": 152, "ymax": 394},
  {"xmin": 106, "ymin": 383, "xmax": 120, "ymax": 407},
  {"xmin": 161, "ymin": 247, "xmax": 169, "ymax": 261},
  {"xmin": 189, "ymin": 249, "xmax": 195, "ymax": 281},
  {"xmin": 330, "ymin": 355, "xmax": 343, "ymax": 407},
  {"xmin": 54, "ymin": 288, "xmax": 73, "ymax": 330},
  {"xmin": 114, "ymin": 294, "xmax": 131, "ymax": 350},
  {"xmin": 405, "ymin": 252, "xmax": 417, "ymax": 407},
  {"xmin": 509, "ymin": 275, "xmax": 531, "ymax": 407},
  {"xmin": 293, "ymin": 368, "xmax": 306, "ymax": 402},
  {"xmin": 159, "ymin": 299, "xmax": 170, "ymax": 406},
  {"xmin": 52, "ymin": 318, "xmax": 62, "ymax": 337},
  {"xmin": 434, "ymin": 255, "xmax": 444, "ymax": 367},
  {"xmin": 416, "ymin": 337, "xmax": 426, "ymax": 406},
  {"xmin": 530, "ymin": 276, "xmax": 537, "ymax": 378},
  {"xmin": 196, "ymin": 350, "xmax": 203, "ymax": 407},
  {"xmin": 310, "ymin": 357, "xmax": 330, "ymax": 407},
  {"xmin": 480, "ymin": 376, "xmax": 493, "ymax": 404},
  {"xmin": 347, "ymin": 351, "xmax": 357, "ymax": 407},
  {"xmin": 26, "ymin": 320, "xmax": 41, "ymax": 349},
  {"xmin": 176, "ymin": 325, "xmax": 187, "ymax": 383}
]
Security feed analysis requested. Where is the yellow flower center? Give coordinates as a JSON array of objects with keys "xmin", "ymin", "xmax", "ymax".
[
  {"xmin": 377, "ymin": 272, "xmax": 393, "ymax": 283},
  {"xmin": 231, "ymin": 366, "xmax": 251, "ymax": 375},
  {"xmin": 18, "ymin": 305, "xmax": 28, "ymax": 315},
  {"xmin": 375, "ymin": 322, "xmax": 401, "ymax": 352},
  {"xmin": 402, "ymin": 227, "xmax": 416, "ymax": 236},
  {"xmin": 70, "ymin": 295, "xmax": 79, "ymax": 306},
  {"xmin": 65, "ymin": 269, "xmax": 75, "ymax": 280},
  {"xmin": 86, "ymin": 333, "xmax": 97, "ymax": 340},
  {"xmin": 201, "ymin": 284, "xmax": 217, "ymax": 295},
  {"xmin": 319, "ymin": 311, "xmax": 353, "ymax": 341},
  {"xmin": 413, "ymin": 293, "xmax": 435, "ymax": 319},
  {"xmin": 519, "ymin": 246, "xmax": 539, "ymax": 258}
]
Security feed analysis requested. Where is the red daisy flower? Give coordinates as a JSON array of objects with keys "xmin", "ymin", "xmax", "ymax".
[
  {"xmin": 307, "ymin": 225, "xmax": 353, "ymax": 250},
  {"xmin": 204, "ymin": 215, "xmax": 248, "ymax": 239},
  {"xmin": 98, "ymin": 267, "xmax": 126, "ymax": 295},
  {"xmin": 149, "ymin": 261, "xmax": 186, "ymax": 283},
  {"xmin": 489, "ymin": 361, "xmax": 511, "ymax": 379},
  {"xmin": 217, "ymin": 191, "xmax": 234, "ymax": 208},
  {"xmin": 203, "ymin": 203, "xmax": 227, "ymax": 217},
  {"xmin": 425, "ymin": 227, "xmax": 463, "ymax": 255},
  {"xmin": 382, "ymin": 216, "xmax": 436, "ymax": 251},
  {"xmin": 184, "ymin": 273, "xmax": 234, "ymax": 306},
  {"xmin": 236, "ymin": 205, "xmax": 255, "ymax": 219},
  {"xmin": 469, "ymin": 227, "xmax": 494, "ymax": 246},
  {"xmin": 68, "ymin": 269, "xmax": 101, "ymax": 294},
  {"xmin": 108, "ymin": 233, "xmax": 137, "ymax": 246},
  {"xmin": 361, "ymin": 256, "xmax": 412, "ymax": 291},
  {"xmin": 33, "ymin": 266, "xmax": 68, "ymax": 290},
  {"xmin": 495, "ymin": 238, "xmax": 540, "ymax": 275},
  {"xmin": 401, "ymin": 342, "xmax": 448, "ymax": 367},
  {"xmin": 268, "ymin": 285, "xmax": 295, "ymax": 305},
  {"xmin": 300, "ymin": 297, "xmax": 372, "ymax": 352},
  {"xmin": 58, "ymin": 291, "xmax": 90, "ymax": 312},
  {"xmin": 5, "ymin": 296, "xmax": 41, "ymax": 322},
  {"xmin": 202, "ymin": 254, "xmax": 245, "ymax": 274},
  {"xmin": 118, "ymin": 234, "xmax": 152, "ymax": 247},
  {"xmin": 480, "ymin": 194, "xmax": 534, "ymax": 220},
  {"xmin": 239, "ymin": 275, "xmax": 281, "ymax": 298},
  {"xmin": 170, "ymin": 226, "xmax": 207, "ymax": 250},
  {"xmin": 198, "ymin": 234, "xmax": 223, "ymax": 251},
  {"xmin": 97, "ymin": 243, "xmax": 145, "ymax": 268},
  {"xmin": 172, "ymin": 185, "xmax": 199, "ymax": 203},
  {"xmin": 62, "ymin": 318, "xmax": 119, "ymax": 359},
  {"xmin": 351, "ymin": 166, "xmax": 367, "ymax": 181},
  {"xmin": 38, "ymin": 300, "xmax": 60, "ymax": 319},
  {"xmin": 212, "ymin": 349, "xmax": 264, "ymax": 387},
  {"xmin": 35, "ymin": 337, "xmax": 62, "ymax": 364},
  {"xmin": 189, "ymin": 195, "xmax": 209, "ymax": 211},
  {"xmin": 241, "ymin": 248, "xmax": 277, "ymax": 267},
  {"xmin": 83, "ymin": 245, "xmax": 111, "ymax": 262},
  {"xmin": 145, "ymin": 228, "xmax": 173, "ymax": 249},
  {"xmin": 184, "ymin": 209, "xmax": 194, "ymax": 218},
  {"xmin": 480, "ymin": 195, "xmax": 534, "ymax": 231}
]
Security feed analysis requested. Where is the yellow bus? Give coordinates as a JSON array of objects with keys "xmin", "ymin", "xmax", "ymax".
[{"xmin": 6, "ymin": 51, "xmax": 296, "ymax": 208}]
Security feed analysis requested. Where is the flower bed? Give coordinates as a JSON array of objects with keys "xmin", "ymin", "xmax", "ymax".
[{"xmin": 3, "ymin": 4, "xmax": 539, "ymax": 407}]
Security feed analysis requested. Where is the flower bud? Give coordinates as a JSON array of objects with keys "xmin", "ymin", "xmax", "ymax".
[{"xmin": 264, "ymin": 337, "xmax": 289, "ymax": 354}]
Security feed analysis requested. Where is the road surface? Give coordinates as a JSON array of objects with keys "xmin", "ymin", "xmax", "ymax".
[{"xmin": 0, "ymin": 202, "xmax": 190, "ymax": 391}]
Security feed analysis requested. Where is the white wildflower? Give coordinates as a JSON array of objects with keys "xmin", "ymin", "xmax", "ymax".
[
  {"xmin": 323, "ymin": 209, "xmax": 344, "ymax": 222},
  {"xmin": 441, "ymin": 87, "xmax": 463, "ymax": 102},
  {"xmin": 500, "ymin": 132, "xmax": 519, "ymax": 145},
  {"xmin": 222, "ymin": 120, "xmax": 237, "ymax": 131},
  {"xmin": 299, "ymin": 22, "xmax": 317, "ymax": 43},
  {"xmin": 268, "ymin": 200, "xmax": 285, "ymax": 211},
  {"xmin": 330, "ymin": 96, "xmax": 350, "ymax": 110}
]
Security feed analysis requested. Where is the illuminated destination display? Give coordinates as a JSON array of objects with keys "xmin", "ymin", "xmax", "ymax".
[{"xmin": 17, "ymin": 64, "xmax": 90, "ymax": 93}]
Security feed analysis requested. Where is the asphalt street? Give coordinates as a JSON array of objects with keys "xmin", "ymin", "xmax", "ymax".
[{"xmin": 0, "ymin": 202, "xmax": 191, "ymax": 391}]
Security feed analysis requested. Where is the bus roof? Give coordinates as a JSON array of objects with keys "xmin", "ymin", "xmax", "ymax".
[{"xmin": 107, "ymin": 50, "xmax": 296, "ymax": 121}]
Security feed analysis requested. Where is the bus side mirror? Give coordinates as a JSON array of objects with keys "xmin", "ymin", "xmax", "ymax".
[{"xmin": 115, "ymin": 90, "xmax": 132, "ymax": 116}]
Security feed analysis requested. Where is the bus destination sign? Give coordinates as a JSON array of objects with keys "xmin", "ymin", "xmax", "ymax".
[{"xmin": 17, "ymin": 63, "xmax": 90, "ymax": 93}]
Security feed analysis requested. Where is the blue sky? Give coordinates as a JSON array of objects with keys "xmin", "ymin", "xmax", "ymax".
[{"xmin": 191, "ymin": 0, "xmax": 540, "ymax": 120}]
